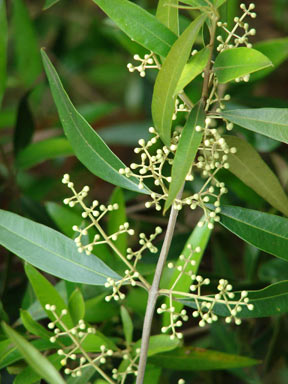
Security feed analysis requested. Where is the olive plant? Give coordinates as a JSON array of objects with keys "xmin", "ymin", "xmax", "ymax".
[{"xmin": 1, "ymin": 0, "xmax": 288, "ymax": 383}]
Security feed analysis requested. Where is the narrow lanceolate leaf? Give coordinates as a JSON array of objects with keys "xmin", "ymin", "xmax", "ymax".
[
  {"xmin": 16, "ymin": 138, "xmax": 73, "ymax": 169},
  {"xmin": 152, "ymin": 14, "xmax": 206, "ymax": 145},
  {"xmin": 0, "ymin": 0, "xmax": 8, "ymax": 106},
  {"xmin": 149, "ymin": 346, "xmax": 259, "ymax": 370},
  {"xmin": 134, "ymin": 335, "xmax": 180, "ymax": 357},
  {"xmin": 214, "ymin": 47, "xmax": 272, "ymax": 83},
  {"xmin": 219, "ymin": 205, "xmax": 288, "ymax": 262},
  {"xmin": 251, "ymin": 37, "xmax": 288, "ymax": 81},
  {"xmin": 92, "ymin": 0, "xmax": 177, "ymax": 57},
  {"xmin": 156, "ymin": 0, "xmax": 179, "ymax": 35},
  {"xmin": 120, "ymin": 306, "xmax": 133, "ymax": 345},
  {"xmin": 0, "ymin": 209, "xmax": 121, "ymax": 285},
  {"xmin": 163, "ymin": 218, "xmax": 211, "ymax": 326},
  {"xmin": 41, "ymin": 50, "xmax": 148, "ymax": 194},
  {"xmin": 12, "ymin": 0, "xmax": 42, "ymax": 87},
  {"xmin": 165, "ymin": 101, "xmax": 205, "ymax": 211},
  {"xmin": 221, "ymin": 108, "xmax": 288, "ymax": 144},
  {"xmin": 224, "ymin": 135, "xmax": 288, "ymax": 216},
  {"xmin": 175, "ymin": 47, "xmax": 210, "ymax": 94},
  {"xmin": 43, "ymin": 0, "xmax": 61, "ymax": 10},
  {"xmin": 181, "ymin": 281, "xmax": 288, "ymax": 318},
  {"xmin": 25, "ymin": 264, "xmax": 74, "ymax": 329},
  {"xmin": 1, "ymin": 323, "xmax": 65, "ymax": 384}
]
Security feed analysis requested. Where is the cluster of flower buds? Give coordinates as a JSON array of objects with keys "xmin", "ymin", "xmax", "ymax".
[
  {"xmin": 44, "ymin": 305, "xmax": 115, "ymax": 379},
  {"xmin": 158, "ymin": 304, "xmax": 189, "ymax": 340},
  {"xmin": 62, "ymin": 175, "xmax": 135, "ymax": 255},
  {"xmin": 173, "ymin": 97, "xmax": 191, "ymax": 120},
  {"xmin": 127, "ymin": 52, "xmax": 161, "ymax": 77},
  {"xmin": 189, "ymin": 278, "xmax": 254, "ymax": 327},
  {"xmin": 216, "ymin": 3, "xmax": 256, "ymax": 53},
  {"xmin": 127, "ymin": 226, "xmax": 162, "ymax": 262},
  {"xmin": 112, "ymin": 348, "xmax": 141, "ymax": 381}
]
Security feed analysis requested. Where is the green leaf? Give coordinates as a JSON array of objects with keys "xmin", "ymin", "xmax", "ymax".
[
  {"xmin": 156, "ymin": 0, "xmax": 179, "ymax": 35},
  {"xmin": 181, "ymin": 280, "xmax": 288, "ymax": 318},
  {"xmin": 0, "ymin": 0, "xmax": 7, "ymax": 107},
  {"xmin": 12, "ymin": 0, "xmax": 42, "ymax": 87},
  {"xmin": 20, "ymin": 310, "xmax": 52, "ymax": 340},
  {"xmin": 85, "ymin": 292, "xmax": 118, "ymax": 323},
  {"xmin": 1, "ymin": 323, "xmax": 65, "ymax": 384},
  {"xmin": 25, "ymin": 264, "xmax": 74, "ymax": 329},
  {"xmin": 258, "ymin": 259, "xmax": 288, "ymax": 283},
  {"xmin": 68, "ymin": 289, "xmax": 85, "ymax": 325},
  {"xmin": 175, "ymin": 47, "xmax": 210, "ymax": 94},
  {"xmin": 164, "ymin": 101, "xmax": 205, "ymax": 211},
  {"xmin": 143, "ymin": 365, "xmax": 162, "ymax": 384},
  {"xmin": 13, "ymin": 92, "xmax": 35, "ymax": 156},
  {"xmin": 221, "ymin": 108, "xmax": 288, "ymax": 144},
  {"xmin": 219, "ymin": 205, "xmax": 288, "ymax": 262},
  {"xmin": 214, "ymin": 47, "xmax": 272, "ymax": 83},
  {"xmin": 66, "ymin": 366, "xmax": 95, "ymax": 384},
  {"xmin": 43, "ymin": 0, "xmax": 61, "ymax": 10},
  {"xmin": 120, "ymin": 306, "xmax": 133, "ymax": 345},
  {"xmin": 134, "ymin": 335, "xmax": 180, "ymax": 357},
  {"xmin": 179, "ymin": 0, "xmax": 210, "ymax": 7},
  {"xmin": 45, "ymin": 202, "xmax": 82, "ymax": 238},
  {"xmin": 0, "ymin": 338, "xmax": 53, "ymax": 370},
  {"xmin": 14, "ymin": 354, "xmax": 62, "ymax": 384},
  {"xmin": 224, "ymin": 135, "xmax": 288, "ymax": 216},
  {"xmin": 41, "ymin": 50, "xmax": 148, "ymax": 194},
  {"xmin": 163, "ymin": 218, "xmax": 211, "ymax": 326},
  {"xmin": 92, "ymin": 0, "xmax": 177, "ymax": 57},
  {"xmin": 152, "ymin": 14, "xmax": 206, "ymax": 145},
  {"xmin": 251, "ymin": 37, "xmax": 288, "ymax": 81},
  {"xmin": 149, "ymin": 346, "xmax": 259, "ymax": 370},
  {"xmin": 16, "ymin": 138, "xmax": 73, "ymax": 169},
  {"xmin": 0, "ymin": 209, "xmax": 121, "ymax": 285}
]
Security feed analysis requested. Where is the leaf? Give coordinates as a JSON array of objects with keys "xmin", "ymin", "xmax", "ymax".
[
  {"xmin": 41, "ymin": 50, "xmax": 149, "ymax": 194},
  {"xmin": 98, "ymin": 121, "xmax": 151, "ymax": 146},
  {"xmin": 20, "ymin": 310, "xmax": 52, "ymax": 340},
  {"xmin": 92, "ymin": 0, "xmax": 177, "ymax": 57},
  {"xmin": 45, "ymin": 202, "xmax": 84, "ymax": 238},
  {"xmin": 12, "ymin": 0, "xmax": 42, "ymax": 87},
  {"xmin": 221, "ymin": 108, "xmax": 288, "ymax": 144},
  {"xmin": 214, "ymin": 47, "xmax": 272, "ymax": 83},
  {"xmin": 43, "ymin": 0, "xmax": 61, "ymax": 10},
  {"xmin": 16, "ymin": 138, "xmax": 73, "ymax": 169},
  {"xmin": 134, "ymin": 335, "xmax": 180, "ymax": 357},
  {"xmin": 0, "ymin": 0, "xmax": 7, "ymax": 107},
  {"xmin": 66, "ymin": 366, "xmax": 95, "ymax": 384},
  {"xmin": 14, "ymin": 354, "xmax": 62, "ymax": 384},
  {"xmin": 120, "ymin": 306, "xmax": 133, "ymax": 345},
  {"xmin": 85, "ymin": 293, "xmax": 118, "ymax": 323},
  {"xmin": 143, "ymin": 365, "xmax": 162, "ymax": 384},
  {"xmin": 251, "ymin": 37, "xmax": 288, "ymax": 81},
  {"xmin": 175, "ymin": 47, "xmax": 210, "ymax": 94},
  {"xmin": 68, "ymin": 289, "xmax": 85, "ymax": 325},
  {"xmin": 1, "ymin": 323, "xmax": 65, "ymax": 384},
  {"xmin": 163, "ymin": 218, "xmax": 211, "ymax": 326},
  {"xmin": 152, "ymin": 14, "xmax": 206, "ymax": 145},
  {"xmin": 164, "ymin": 101, "xmax": 205, "ymax": 211},
  {"xmin": 149, "ymin": 346, "xmax": 259, "ymax": 370},
  {"xmin": 0, "ymin": 338, "xmax": 53, "ymax": 370},
  {"xmin": 181, "ymin": 280, "xmax": 288, "ymax": 319},
  {"xmin": 13, "ymin": 92, "xmax": 35, "ymax": 156},
  {"xmin": 25, "ymin": 264, "xmax": 74, "ymax": 329},
  {"xmin": 258, "ymin": 259, "xmax": 288, "ymax": 283},
  {"xmin": 219, "ymin": 205, "xmax": 288, "ymax": 262},
  {"xmin": 224, "ymin": 135, "xmax": 288, "ymax": 216},
  {"xmin": 156, "ymin": 0, "xmax": 179, "ymax": 35},
  {"xmin": 0, "ymin": 209, "xmax": 121, "ymax": 285}
]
